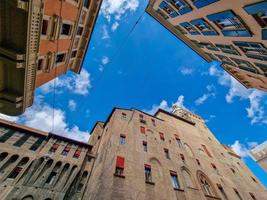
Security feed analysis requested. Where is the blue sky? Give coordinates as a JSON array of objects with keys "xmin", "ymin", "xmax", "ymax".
[{"xmin": 1, "ymin": 0, "xmax": 267, "ymax": 186}]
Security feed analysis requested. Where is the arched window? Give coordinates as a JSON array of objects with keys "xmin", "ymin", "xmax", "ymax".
[
  {"xmin": 45, "ymin": 161, "xmax": 62, "ymax": 185},
  {"xmin": 184, "ymin": 143, "xmax": 194, "ymax": 157},
  {"xmin": 0, "ymin": 152, "xmax": 8, "ymax": 162},
  {"xmin": 77, "ymin": 171, "xmax": 88, "ymax": 192},
  {"xmin": 197, "ymin": 171, "xmax": 217, "ymax": 197},
  {"xmin": 7, "ymin": 157, "xmax": 29, "ymax": 179},
  {"xmin": 22, "ymin": 195, "xmax": 34, "ymax": 200},
  {"xmin": 182, "ymin": 168, "xmax": 194, "ymax": 188},
  {"xmin": 0, "ymin": 154, "xmax": 19, "ymax": 175}
]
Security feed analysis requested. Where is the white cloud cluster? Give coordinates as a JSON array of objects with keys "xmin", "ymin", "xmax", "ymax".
[
  {"xmin": 230, "ymin": 140, "xmax": 258, "ymax": 158},
  {"xmin": 206, "ymin": 64, "xmax": 267, "ymax": 125},
  {"xmin": 195, "ymin": 84, "xmax": 216, "ymax": 106},
  {"xmin": 100, "ymin": 0, "xmax": 139, "ymax": 38},
  {"xmin": 179, "ymin": 67, "xmax": 194, "ymax": 75},
  {"xmin": 0, "ymin": 96, "xmax": 89, "ymax": 142},
  {"xmin": 99, "ymin": 56, "xmax": 110, "ymax": 71},
  {"xmin": 40, "ymin": 69, "xmax": 92, "ymax": 96},
  {"xmin": 68, "ymin": 100, "xmax": 77, "ymax": 111},
  {"xmin": 144, "ymin": 95, "xmax": 187, "ymax": 115}
]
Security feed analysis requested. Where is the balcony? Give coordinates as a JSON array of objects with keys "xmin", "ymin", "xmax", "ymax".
[{"xmin": 0, "ymin": 0, "xmax": 42, "ymax": 116}]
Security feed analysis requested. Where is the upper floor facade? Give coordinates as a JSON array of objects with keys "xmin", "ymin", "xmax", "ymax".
[
  {"xmin": 146, "ymin": 0, "xmax": 267, "ymax": 92},
  {"xmin": 0, "ymin": 0, "xmax": 102, "ymax": 116}
]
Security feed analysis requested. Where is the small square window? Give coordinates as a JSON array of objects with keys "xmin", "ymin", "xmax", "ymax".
[
  {"xmin": 77, "ymin": 27, "xmax": 84, "ymax": 35},
  {"xmin": 56, "ymin": 53, "xmax": 66, "ymax": 63},
  {"xmin": 61, "ymin": 23, "xmax": 72, "ymax": 36},
  {"xmin": 37, "ymin": 59, "xmax": 44, "ymax": 71},
  {"xmin": 71, "ymin": 51, "xmax": 77, "ymax": 58}
]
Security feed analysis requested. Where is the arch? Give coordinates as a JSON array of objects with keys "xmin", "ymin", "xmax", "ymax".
[
  {"xmin": 63, "ymin": 165, "xmax": 78, "ymax": 189},
  {"xmin": 25, "ymin": 157, "xmax": 45, "ymax": 184},
  {"xmin": 45, "ymin": 161, "xmax": 62, "ymax": 185},
  {"xmin": 196, "ymin": 170, "xmax": 218, "ymax": 198},
  {"xmin": 0, "ymin": 154, "xmax": 19, "ymax": 174},
  {"xmin": 54, "ymin": 163, "xmax": 70, "ymax": 187},
  {"xmin": 184, "ymin": 143, "xmax": 194, "ymax": 157},
  {"xmin": 22, "ymin": 195, "xmax": 34, "ymax": 200},
  {"xmin": 0, "ymin": 152, "xmax": 8, "ymax": 162},
  {"xmin": 149, "ymin": 157, "xmax": 163, "ymax": 181},
  {"xmin": 6, "ymin": 157, "xmax": 30, "ymax": 180},
  {"xmin": 77, "ymin": 171, "xmax": 89, "ymax": 192},
  {"xmin": 181, "ymin": 167, "xmax": 195, "ymax": 188},
  {"xmin": 34, "ymin": 159, "xmax": 53, "ymax": 184}
]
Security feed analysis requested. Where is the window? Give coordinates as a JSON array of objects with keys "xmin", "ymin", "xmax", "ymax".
[
  {"xmin": 143, "ymin": 141, "xmax": 147, "ymax": 152},
  {"xmin": 159, "ymin": 1, "xmax": 178, "ymax": 18},
  {"xmin": 46, "ymin": 171, "xmax": 57, "ymax": 185},
  {"xmin": 165, "ymin": 0, "xmax": 192, "ymax": 15},
  {"xmin": 205, "ymin": 52, "xmax": 220, "ymax": 61},
  {"xmin": 42, "ymin": 19, "xmax": 49, "ymax": 35},
  {"xmin": 49, "ymin": 142, "xmax": 60, "ymax": 154},
  {"xmin": 199, "ymin": 175, "xmax": 214, "ymax": 196},
  {"xmin": 231, "ymin": 58, "xmax": 258, "ymax": 74},
  {"xmin": 77, "ymin": 26, "xmax": 84, "ymax": 35},
  {"xmin": 233, "ymin": 42, "xmax": 267, "ymax": 61},
  {"xmin": 201, "ymin": 144, "xmax": 213, "ymax": 158},
  {"xmin": 144, "ymin": 164, "xmax": 153, "ymax": 183},
  {"xmin": 121, "ymin": 112, "xmax": 127, "ymax": 120},
  {"xmin": 182, "ymin": 169, "xmax": 194, "ymax": 188},
  {"xmin": 234, "ymin": 188, "xmax": 243, "ymax": 200},
  {"xmin": 255, "ymin": 63, "xmax": 267, "ymax": 76},
  {"xmin": 73, "ymin": 148, "xmax": 81, "ymax": 158},
  {"xmin": 0, "ymin": 129, "xmax": 15, "ymax": 143},
  {"xmin": 61, "ymin": 23, "xmax": 72, "ymax": 36},
  {"xmin": 37, "ymin": 58, "xmax": 44, "ymax": 71},
  {"xmin": 199, "ymin": 42, "xmax": 219, "ymax": 51},
  {"xmin": 180, "ymin": 154, "xmax": 185, "ymax": 162},
  {"xmin": 139, "ymin": 114, "xmax": 146, "ymax": 124},
  {"xmin": 251, "ymin": 176, "xmax": 257, "ymax": 183},
  {"xmin": 217, "ymin": 184, "xmax": 228, "ymax": 200},
  {"xmin": 140, "ymin": 126, "xmax": 145, "ymax": 134},
  {"xmin": 114, "ymin": 156, "xmax": 124, "ymax": 177},
  {"xmin": 244, "ymin": 1, "xmax": 267, "ymax": 40},
  {"xmin": 192, "ymin": 0, "xmax": 219, "ymax": 9},
  {"xmin": 56, "ymin": 53, "xmax": 65, "ymax": 63},
  {"xmin": 175, "ymin": 25, "xmax": 187, "ymax": 34},
  {"xmin": 61, "ymin": 144, "xmax": 71, "ymax": 156},
  {"xmin": 215, "ymin": 54, "xmax": 235, "ymax": 66},
  {"xmin": 180, "ymin": 22, "xmax": 200, "ymax": 35},
  {"xmin": 156, "ymin": 9, "xmax": 169, "ymax": 20},
  {"xmin": 191, "ymin": 18, "xmax": 218, "ymax": 35},
  {"xmin": 207, "ymin": 10, "xmax": 251, "ymax": 37},
  {"xmin": 30, "ymin": 137, "xmax": 45, "ymax": 151},
  {"xmin": 230, "ymin": 168, "xmax": 236, "ymax": 174},
  {"xmin": 151, "ymin": 119, "xmax": 156, "ymax": 126},
  {"xmin": 164, "ymin": 148, "xmax": 170, "ymax": 159},
  {"xmin": 249, "ymin": 192, "xmax": 256, "ymax": 200},
  {"xmin": 196, "ymin": 159, "xmax": 201, "ymax": 166},
  {"xmin": 159, "ymin": 132, "xmax": 165, "ymax": 141},
  {"xmin": 71, "ymin": 51, "xmax": 77, "ymax": 58},
  {"xmin": 14, "ymin": 134, "xmax": 30, "ymax": 147},
  {"xmin": 174, "ymin": 134, "xmax": 182, "ymax": 147},
  {"xmin": 119, "ymin": 134, "xmax": 126, "ymax": 145},
  {"xmin": 8, "ymin": 166, "xmax": 22, "ymax": 179},
  {"xmin": 170, "ymin": 171, "xmax": 180, "ymax": 189},
  {"xmin": 215, "ymin": 44, "xmax": 240, "ymax": 55},
  {"xmin": 184, "ymin": 143, "xmax": 194, "ymax": 157},
  {"xmin": 83, "ymin": 0, "xmax": 90, "ymax": 8}
]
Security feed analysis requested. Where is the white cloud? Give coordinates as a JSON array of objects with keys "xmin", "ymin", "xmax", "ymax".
[
  {"xmin": 230, "ymin": 140, "xmax": 258, "ymax": 158},
  {"xmin": 111, "ymin": 22, "xmax": 120, "ymax": 31},
  {"xmin": 101, "ymin": 56, "xmax": 110, "ymax": 65},
  {"xmin": 40, "ymin": 69, "xmax": 92, "ymax": 96},
  {"xmin": 68, "ymin": 100, "xmax": 77, "ymax": 111},
  {"xmin": 206, "ymin": 64, "xmax": 267, "ymax": 125},
  {"xmin": 195, "ymin": 84, "xmax": 216, "ymax": 106},
  {"xmin": 101, "ymin": 25, "xmax": 110, "ymax": 39},
  {"xmin": 179, "ymin": 67, "xmax": 194, "ymax": 75},
  {"xmin": 0, "ymin": 96, "xmax": 90, "ymax": 142},
  {"xmin": 144, "ymin": 95, "xmax": 187, "ymax": 115},
  {"xmin": 101, "ymin": 0, "xmax": 139, "ymax": 22}
]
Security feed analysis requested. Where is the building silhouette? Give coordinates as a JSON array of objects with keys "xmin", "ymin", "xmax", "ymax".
[
  {"xmin": 0, "ymin": 106, "xmax": 266, "ymax": 199},
  {"xmin": 0, "ymin": 0, "xmax": 102, "ymax": 116},
  {"xmin": 146, "ymin": 0, "xmax": 267, "ymax": 92}
]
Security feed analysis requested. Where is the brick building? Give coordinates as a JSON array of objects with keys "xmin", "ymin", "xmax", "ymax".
[
  {"xmin": 146, "ymin": 0, "xmax": 267, "ymax": 92},
  {"xmin": 0, "ymin": 106, "xmax": 266, "ymax": 199},
  {"xmin": 0, "ymin": 0, "xmax": 102, "ymax": 116}
]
